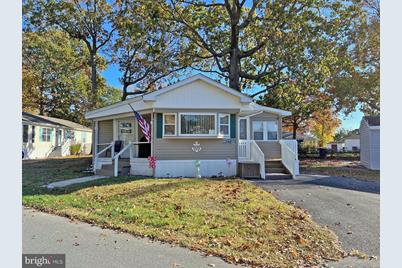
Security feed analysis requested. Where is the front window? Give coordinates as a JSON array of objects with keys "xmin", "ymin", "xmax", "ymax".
[
  {"xmin": 163, "ymin": 113, "xmax": 176, "ymax": 136},
  {"xmin": 180, "ymin": 113, "xmax": 216, "ymax": 136},
  {"xmin": 41, "ymin": 128, "xmax": 52, "ymax": 142},
  {"xmin": 219, "ymin": 114, "xmax": 230, "ymax": 137},
  {"xmin": 23, "ymin": 125, "xmax": 28, "ymax": 143},
  {"xmin": 252, "ymin": 121, "xmax": 278, "ymax": 141}
]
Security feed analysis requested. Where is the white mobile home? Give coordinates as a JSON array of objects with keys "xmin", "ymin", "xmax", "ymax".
[
  {"xmin": 22, "ymin": 112, "xmax": 92, "ymax": 159},
  {"xmin": 85, "ymin": 74, "xmax": 300, "ymax": 179},
  {"xmin": 359, "ymin": 116, "xmax": 380, "ymax": 170}
]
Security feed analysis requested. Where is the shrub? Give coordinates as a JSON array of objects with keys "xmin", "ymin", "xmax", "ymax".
[{"xmin": 70, "ymin": 144, "xmax": 82, "ymax": 155}]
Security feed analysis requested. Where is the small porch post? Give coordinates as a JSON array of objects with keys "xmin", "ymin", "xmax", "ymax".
[{"xmin": 151, "ymin": 111, "xmax": 155, "ymax": 177}]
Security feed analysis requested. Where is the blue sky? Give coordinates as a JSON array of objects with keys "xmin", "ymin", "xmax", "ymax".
[{"xmin": 101, "ymin": 65, "xmax": 363, "ymax": 131}]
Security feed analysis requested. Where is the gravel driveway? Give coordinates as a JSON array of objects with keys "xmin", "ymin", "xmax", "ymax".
[{"xmin": 253, "ymin": 174, "xmax": 380, "ymax": 268}]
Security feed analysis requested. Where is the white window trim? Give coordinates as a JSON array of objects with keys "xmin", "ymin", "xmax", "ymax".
[
  {"xmin": 163, "ymin": 113, "xmax": 177, "ymax": 136},
  {"xmin": 252, "ymin": 120, "xmax": 279, "ymax": 141},
  {"xmin": 218, "ymin": 113, "xmax": 230, "ymax": 138},
  {"xmin": 42, "ymin": 127, "xmax": 52, "ymax": 143},
  {"xmin": 178, "ymin": 112, "xmax": 217, "ymax": 136}
]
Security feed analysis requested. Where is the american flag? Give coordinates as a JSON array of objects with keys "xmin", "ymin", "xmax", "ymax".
[{"xmin": 129, "ymin": 104, "xmax": 151, "ymax": 142}]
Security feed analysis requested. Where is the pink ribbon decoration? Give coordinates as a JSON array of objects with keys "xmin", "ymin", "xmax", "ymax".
[{"xmin": 148, "ymin": 156, "xmax": 156, "ymax": 169}]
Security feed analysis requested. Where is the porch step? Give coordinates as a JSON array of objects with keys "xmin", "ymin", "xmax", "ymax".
[
  {"xmin": 266, "ymin": 167, "xmax": 288, "ymax": 173},
  {"xmin": 265, "ymin": 173, "xmax": 292, "ymax": 180},
  {"xmin": 265, "ymin": 160, "xmax": 283, "ymax": 168},
  {"xmin": 95, "ymin": 159, "xmax": 130, "ymax": 176},
  {"xmin": 265, "ymin": 160, "xmax": 291, "ymax": 180}
]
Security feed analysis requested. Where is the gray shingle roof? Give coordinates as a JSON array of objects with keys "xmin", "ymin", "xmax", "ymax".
[
  {"xmin": 22, "ymin": 112, "xmax": 91, "ymax": 131},
  {"xmin": 364, "ymin": 115, "xmax": 380, "ymax": 126}
]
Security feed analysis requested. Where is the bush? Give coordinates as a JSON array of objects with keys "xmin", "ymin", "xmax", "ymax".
[{"xmin": 70, "ymin": 144, "xmax": 82, "ymax": 155}]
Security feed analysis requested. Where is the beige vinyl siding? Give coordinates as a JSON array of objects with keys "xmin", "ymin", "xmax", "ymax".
[
  {"xmin": 249, "ymin": 111, "xmax": 282, "ymax": 159},
  {"xmin": 98, "ymin": 120, "xmax": 113, "ymax": 144},
  {"xmin": 154, "ymin": 138, "xmax": 236, "ymax": 160},
  {"xmin": 154, "ymin": 112, "xmax": 236, "ymax": 160}
]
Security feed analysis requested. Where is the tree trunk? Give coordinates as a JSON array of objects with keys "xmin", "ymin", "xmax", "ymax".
[
  {"xmin": 89, "ymin": 52, "xmax": 97, "ymax": 108},
  {"xmin": 228, "ymin": 23, "xmax": 240, "ymax": 91},
  {"xmin": 292, "ymin": 122, "xmax": 298, "ymax": 140},
  {"xmin": 122, "ymin": 84, "xmax": 128, "ymax": 101}
]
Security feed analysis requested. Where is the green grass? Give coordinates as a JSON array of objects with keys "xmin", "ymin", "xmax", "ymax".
[{"xmin": 23, "ymin": 158, "xmax": 345, "ymax": 267}]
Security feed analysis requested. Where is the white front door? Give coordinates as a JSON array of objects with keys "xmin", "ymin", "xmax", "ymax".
[{"xmin": 117, "ymin": 119, "xmax": 136, "ymax": 158}]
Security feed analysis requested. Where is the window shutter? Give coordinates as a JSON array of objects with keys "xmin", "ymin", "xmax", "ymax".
[
  {"xmin": 230, "ymin": 114, "xmax": 236, "ymax": 139},
  {"xmin": 156, "ymin": 113, "xmax": 163, "ymax": 138},
  {"xmin": 39, "ymin": 128, "xmax": 43, "ymax": 142},
  {"xmin": 51, "ymin": 129, "xmax": 55, "ymax": 144}
]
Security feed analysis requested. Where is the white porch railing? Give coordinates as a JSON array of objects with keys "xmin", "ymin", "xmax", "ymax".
[
  {"xmin": 279, "ymin": 139, "xmax": 300, "ymax": 177},
  {"xmin": 112, "ymin": 142, "xmax": 133, "ymax": 177},
  {"xmin": 238, "ymin": 140, "xmax": 265, "ymax": 179},
  {"xmin": 94, "ymin": 141, "xmax": 114, "ymax": 170}
]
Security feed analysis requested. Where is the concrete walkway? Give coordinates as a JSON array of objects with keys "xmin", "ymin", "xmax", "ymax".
[
  {"xmin": 44, "ymin": 175, "xmax": 106, "ymax": 188},
  {"xmin": 23, "ymin": 208, "xmax": 238, "ymax": 268}
]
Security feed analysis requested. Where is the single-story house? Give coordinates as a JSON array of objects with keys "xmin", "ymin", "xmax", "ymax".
[
  {"xmin": 360, "ymin": 115, "xmax": 380, "ymax": 170},
  {"xmin": 22, "ymin": 112, "xmax": 92, "ymax": 159},
  {"xmin": 85, "ymin": 74, "xmax": 300, "ymax": 179},
  {"xmin": 327, "ymin": 142, "xmax": 345, "ymax": 152},
  {"xmin": 344, "ymin": 131, "xmax": 360, "ymax": 152}
]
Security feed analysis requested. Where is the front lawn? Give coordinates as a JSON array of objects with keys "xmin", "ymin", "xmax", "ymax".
[
  {"xmin": 301, "ymin": 159, "xmax": 380, "ymax": 181},
  {"xmin": 23, "ymin": 156, "xmax": 92, "ymax": 195},
  {"xmin": 23, "ymin": 174, "xmax": 344, "ymax": 267}
]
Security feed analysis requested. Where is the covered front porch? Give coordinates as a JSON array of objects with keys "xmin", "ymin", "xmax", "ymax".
[{"xmin": 93, "ymin": 112, "xmax": 153, "ymax": 177}]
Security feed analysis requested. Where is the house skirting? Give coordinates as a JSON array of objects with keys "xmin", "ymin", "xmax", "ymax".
[{"xmin": 130, "ymin": 159, "xmax": 237, "ymax": 178}]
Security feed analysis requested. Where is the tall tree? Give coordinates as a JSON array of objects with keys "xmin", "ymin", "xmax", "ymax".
[
  {"xmin": 258, "ymin": 81, "xmax": 331, "ymax": 139},
  {"xmin": 22, "ymin": 30, "xmax": 120, "ymax": 125},
  {"xmin": 310, "ymin": 108, "xmax": 341, "ymax": 147},
  {"xmin": 163, "ymin": 0, "xmax": 359, "ymax": 92},
  {"xmin": 328, "ymin": 0, "xmax": 380, "ymax": 115},
  {"xmin": 112, "ymin": 0, "xmax": 189, "ymax": 100},
  {"xmin": 23, "ymin": 0, "xmax": 120, "ymax": 108}
]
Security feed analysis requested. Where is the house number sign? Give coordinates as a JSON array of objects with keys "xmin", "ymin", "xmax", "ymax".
[{"xmin": 192, "ymin": 141, "xmax": 202, "ymax": 152}]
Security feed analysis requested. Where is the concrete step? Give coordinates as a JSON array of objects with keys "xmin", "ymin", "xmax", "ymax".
[
  {"xmin": 266, "ymin": 173, "xmax": 292, "ymax": 180},
  {"xmin": 96, "ymin": 166, "xmax": 130, "ymax": 176}
]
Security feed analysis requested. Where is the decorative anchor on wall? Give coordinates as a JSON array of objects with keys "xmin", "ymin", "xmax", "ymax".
[{"xmin": 192, "ymin": 141, "xmax": 202, "ymax": 153}]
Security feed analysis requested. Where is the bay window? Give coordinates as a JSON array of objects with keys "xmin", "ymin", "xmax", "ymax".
[
  {"xmin": 218, "ymin": 113, "xmax": 230, "ymax": 137},
  {"xmin": 252, "ymin": 121, "xmax": 278, "ymax": 141},
  {"xmin": 163, "ymin": 113, "xmax": 176, "ymax": 136},
  {"xmin": 179, "ymin": 113, "xmax": 216, "ymax": 136}
]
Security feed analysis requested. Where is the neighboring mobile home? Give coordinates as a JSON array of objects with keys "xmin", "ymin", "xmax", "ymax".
[
  {"xmin": 344, "ymin": 132, "xmax": 360, "ymax": 152},
  {"xmin": 85, "ymin": 74, "xmax": 299, "ymax": 179},
  {"xmin": 360, "ymin": 115, "xmax": 380, "ymax": 170},
  {"xmin": 22, "ymin": 112, "xmax": 92, "ymax": 159}
]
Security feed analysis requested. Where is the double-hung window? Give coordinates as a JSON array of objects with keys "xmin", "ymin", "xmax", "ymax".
[
  {"xmin": 218, "ymin": 113, "xmax": 230, "ymax": 137},
  {"xmin": 252, "ymin": 121, "xmax": 278, "ymax": 141},
  {"xmin": 41, "ymin": 128, "xmax": 52, "ymax": 142},
  {"xmin": 23, "ymin": 125, "xmax": 28, "ymax": 143},
  {"xmin": 179, "ymin": 113, "xmax": 216, "ymax": 136},
  {"xmin": 163, "ymin": 113, "xmax": 176, "ymax": 136}
]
